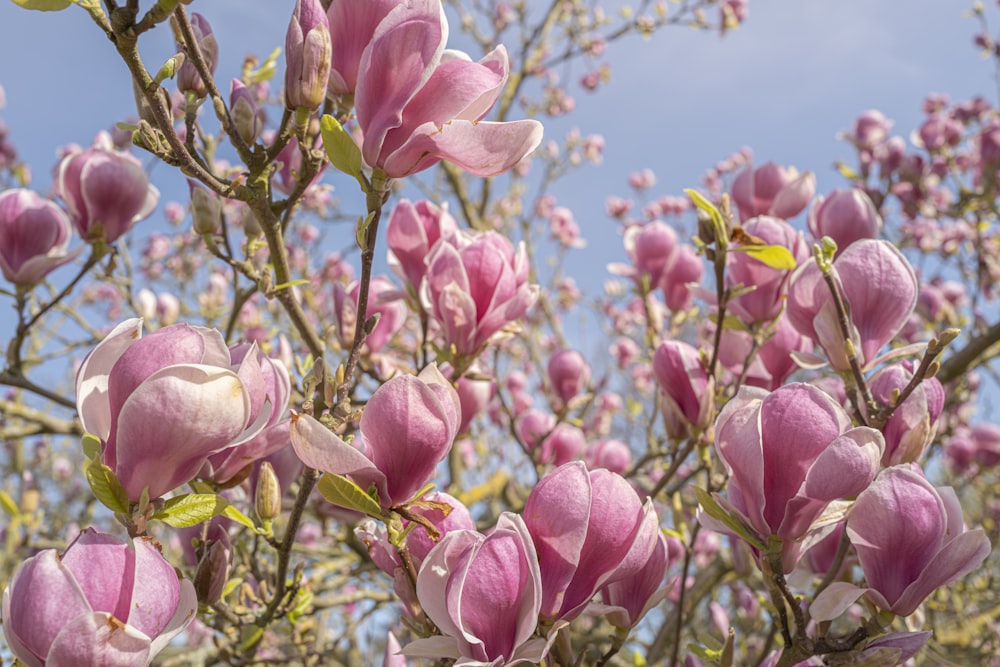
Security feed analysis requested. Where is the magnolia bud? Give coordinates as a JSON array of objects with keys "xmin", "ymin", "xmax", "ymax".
[
  {"xmin": 189, "ymin": 180, "xmax": 221, "ymax": 235},
  {"xmin": 255, "ymin": 461, "xmax": 281, "ymax": 523},
  {"xmin": 193, "ymin": 529, "xmax": 232, "ymax": 605}
]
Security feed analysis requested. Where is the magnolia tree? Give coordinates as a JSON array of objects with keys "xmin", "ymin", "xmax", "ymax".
[{"xmin": 1, "ymin": 0, "xmax": 999, "ymax": 665}]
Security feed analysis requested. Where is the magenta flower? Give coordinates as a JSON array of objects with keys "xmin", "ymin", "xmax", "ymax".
[
  {"xmin": 707, "ymin": 384, "xmax": 884, "ymax": 572},
  {"xmin": 653, "ymin": 340, "xmax": 714, "ymax": 439},
  {"xmin": 539, "ymin": 423, "xmax": 587, "ymax": 467},
  {"xmin": 421, "ymin": 229, "xmax": 539, "ymax": 358},
  {"xmin": 0, "ymin": 188, "xmax": 81, "ymax": 286},
  {"xmin": 386, "ymin": 198, "xmax": 457, "ymax": 292},
  {"xmin": 719, "ymin": 313, "xmax": 812, "ymax": 391},
  {"xmin": 523, "ymin": 462, "xmax": 659, "ymax": 622},
  {"xmin": 595, "ymin": 532, "xmax": 671, "ymax": 629},
  {"xmin": 55, "ymin": 146, "xmax": 159, "ymax": 244},
  {"xmin": 325, "ymin": 0, "xmax": 400, "ymax": 96},
  {"xmin": 786, "ymin": 239, "xmax": 918, "ymax": 371},
  {"xmin": 405, "ymin": 513, "xmax": 548, "ymax": 665},
  {"xmin": 730, "ymin": 162, "xmax": 815, "ymax": 221},
  {"xmin": 332, "ymin": 275, "xmax": 408, "ymax": 353},
  {"xmin": 869, "ymin": 363, "xmax": 944, "ymax": 466},
  {"xmin": 547, "ymin": 348, "xmax": 590, "ymax": 405},
  {"xmin": 807, "ymin": 188, "xmax": 883, "ymax": 255},
  {"xmin": 75, "ymin": 319, "xmax": 275, "ymax": 500},
  {"xmin": 661, "ymin": 243, "xmax": 703, "ymax": 311},
  {"xmin": 850, "ymin": 466, "xmax": 990, "ymax": 616},
  {"xmin": 2, "ymin": 528, "xmax": 196, "ymax": 667},
  {"xmin": 290, "ymin": 365, "xmax": 461, "ymax": 508},
  {"xmin": 353, "ymin": 0, "xmax": 543, "ymax": 178},
  {"xmin": 285, "ymin": 0, "xmax": 332, "ymax": 110},
  {"xmin": 726, "ymin": 215, "xmax": 808, "ymax": 324}
]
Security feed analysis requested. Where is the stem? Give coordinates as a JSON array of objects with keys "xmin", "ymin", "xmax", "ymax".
[{"xmin": 819, "ymin": 268, "xmax": 873, "ymax": 423}]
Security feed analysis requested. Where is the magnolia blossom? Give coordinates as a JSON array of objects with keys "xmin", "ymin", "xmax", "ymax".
[
  {"xmin": 55, "ymin": 143, "xmax": 159, "ymax": 244},
  {"xmin": 290, "ymin": 365, "xmax": 461, "ymax": 508},
  {"xmin": 405, "ymin": 513, "xmax": 548, "ymax": 665},
  {"xmin": 332, "ymin": 275, "xmax": 408, "ymax": 353},
  {"xmin": 706, "ymin": 383, "xmax": 884, "ymax": 572},
  {"xmin": 869, "ymin": 363, "xmax": 944, "ymax": 466},
  {"xmin": 523, "ymin": 461, "xmax": 659, "ymax": 622},
  {"xmin": 653, "ymin": 340, "xmax": 714, "ymax": 438},
  {"xmin": 2, "ymin": 529, "xmax": 196, "ymax": 667},
  {"xmin": 730, "ymin": 162, "xmax": 815, "ymax": 221},
  {"xmin": 75, "ymin": 319, "xmax": 277, "ymax": 500},
  {"xmin": 547, "ymin": 348, "xmax": 590, "ymax": 404},
  {"xmin": 786, "ymin": 239, "xmax": 918, "ymax": 371},
  {"xmin": 807, "ymin": 188, "xmax": 883, "ymax": 254},
  {"xmin": 725, "ymin": 215, "xmax": 807, "ymax": 324},
  {"xmin": 353, "ymin": 0, "xmax": 543, "ymax": 177},
  {"xmin": 284, "ymin": 0, "xmax": 331, "ymax": 110},
  {"xmin": 594, "ymin": 532, "xmax": 671, "ymax": 628},
  {"xmin": 422, "ymin": 229, "xmax": 538, "ymax": 358},
  {"xmin": 326, "ymin": 0, "xmax": 400, "ymax": 96},
  {"xmin": 176, "ymin": 13, "xmax": 218, "ymax": 98},
  {"xmin": 386, "ymin": 198, "xmax": 457, "ymax": 292},
  {"xmin": 0, "ymin": 188, "xmax": 81, "ymax": 286},
  {"xmin": 718, "ymin": 313, "xmax": 812, "ymax": 391},
  {"xmin": 813, "ymin": 466, "xmax": 990, "ymax": 620}
]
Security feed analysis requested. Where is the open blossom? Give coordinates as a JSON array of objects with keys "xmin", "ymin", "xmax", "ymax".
[
  {"xmin": 786, "ymin": 239, "xmax": 918, "ymax": 370},
  {"xmin": 405, "ymin": 513, "xmax": 548, "ymax": 665},
  {"xmin": 0, "ymin": 188, "xmax": 81, "ymax": 286},
  {"xmin": 75, "ymin": 319, "xmax": 277, "ymax": 500},
  {"xmin": 421, "ymin": 229, "xmax": 539, "ymax": 358},
  {"xmin": 55, "ymin": 144, "xmax": 159, "ymax": 244},
  {"xmin": 325, "ymin": 0, "xmax": 400, "ymax": 96},
  {"xmin": 386, "ymin": 198, "xmax": 457, "ymax": 292},
  {"xmin": 523, "ymin": 462, "xmax": 659, "ymax": 622},
  {"xmin": 730, "ymin": 162, "xmax": 815, "ymax": 221},
  {"xmin": 353, "ymin": 0, "xmax": 543, "ymax": 178},
  {"xmin": 808, "ymin": 188, "xmax": 883, "ymax": 254},
  {"xmin": 705, "ymin": 384, "xmax": 884, "ymax": 572},
  {"xmin": 813, "ymin": 466, "xmax": 990, "ymax": 620},
  {"xmin": 2, "ymin": 528, "xmax": 197, "ymax": 667},
  {"xmin": 290, "ymin": 365, "xmax": 461, "ymax": 508}
]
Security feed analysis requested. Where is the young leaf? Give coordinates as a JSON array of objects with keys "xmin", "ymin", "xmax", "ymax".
[
  {"xmin": 81, "ymin": 433, "xmax": 102, "ymax": 461},
  {"xmin": 11, "ymin": 0, "xmax": 72, "ymax": 10},
  {"xmin": 221, "ymin": 504, "xmax": 258, "ymax": 532},
  {"xmin": 320, "ymin": 114, "xmax": 364, "ymax": 187},
  {"xmin": 154, "ymin": 493, "xmax": 229, "ymax": 528},
  {"xmin": 694, "ymin": 487, "xmax": 766, "ymax": 551},
  {"xmin": 317, "ymin": 473, "xmax": 382, "ymax": 518},
  {"xmin": 0, "ymin": 489, "xmax": 19, "ymax": 518},
  {"xmin": 730, "ymin": 244, "xmax": 797, "ymax": 270},
  {"xmin": 83, "ymin": 459, "xmax": 129, "ymax": 515}
]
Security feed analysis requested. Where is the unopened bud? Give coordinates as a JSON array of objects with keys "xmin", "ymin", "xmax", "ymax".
[
  {"xmin": 189, "ymin": 181, "xmax": 221, "ymax": 235},
  {"xmin": 193, "ymin": 531, "xmax": 231, "ymax": 605},
  {"xmin": 255, "ymin": 461, "xmax": 281, "ymax": 523}
]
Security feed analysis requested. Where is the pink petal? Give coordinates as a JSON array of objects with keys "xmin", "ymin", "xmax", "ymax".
[
  {"xmin": 289, "ymin": 413, "xmax": 386, "ymax": 501},
  {"xmin": 45, "ymin": 612, "xmax": 151, "ymax": 667}
]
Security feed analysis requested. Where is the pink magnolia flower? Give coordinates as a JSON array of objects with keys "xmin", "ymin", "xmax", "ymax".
[
  {"xmin": 55, "ymin": 145, "xmax": 159, "ymax": 244},
  {"xmin": 75, "ymin": 319, "xmax": 276, "ymax": 500},
  {"xmin": 203, "ymin": 343, "xmax": 293, "ymax": 485},
  {"xmin": 538, "ymin": 423, "xmax": 586, "ymax": 466},
  {"xmin": 325, "ymin": 0, "xmax": 400, "ymax": 96},
  {"xmin": 455, "ymin": 365, "xmax": 493, "ymax": 433},
  {"xmin": 523, "ymin": 461, "xmax": 659, "ymax": 622},
  {"xmin": 2, "ymin": 528, "xmax": 197, "ymax": 667},
  {"xmin": 585, "ymin": 438, "xmax": 632, "ymax": 475},
  {"xmin": 353, "ymin": 0, "xmax": 543, "ymax": 178},
  {"xmin": 661, "ymin": 243, "xmax": 703, "ymax": 311},
  {"xmin": 730, "ymin": 162, "xmax": 815, "ymax": 221},
  {"xmin": 284, "ymin": 0, "xmax": 332, "ymax": 110},
  {"xmin": 290, "ymin": 365, "xmax": 461, "ymax": 508},
  {"xmin": 719, "ymin": 313, "xmax": 812, "ymax": 391},
  {"xmin": 386, "ymin": 198, "xmax": 457, "ymax": 292},
  {"xmin": 814, "ymin": 466, "xmax": 990, "ymax": 619},
  {"xmin": 726, "ymin": 215, "xmax": 808, "ymax": 324},
  {"xmin": 176, "ymin": 13, "xmax": 218, "ymax": 98},
  {"xmin": 594, "ymin": 532, "xmax": 671, "ymax": 628},
  {"xmin": 230, "ymin": 79, "xmax": 264, "ymax": 144},
  {"xmin": 786, "ymin": 239, "xmax": 918, "ymax": 371},
  {"xmin": 0, "ymin": 188, "xmax": 81, "ymax": 286},
  {"xmin": 332, "ymin": 275, "xmax": 408, "ymax": 353},
  {"xmin": 405, "ymin": 513, "xmax": 548, "ymax": 665},
  {"xmin": 653, "ymin": 340, "xmax": 714, "ymax": 439},
  {"xmin": 807, "ymin": 189, "xmax": 883, "ymax": 255},
  {"xmin": 421, "ymin": 229, "xmax": 539, "ymax": 358},
  {"xmin": 869, "ymin": 363, "xmax": 944, "ymax": 466},
  {"xmin": 547, "ymin": 348, "xmax": 590, "ymax": 404},
  {"xmin": 707, "ymin": 384, "xmax": 884, "ymax": 572}
]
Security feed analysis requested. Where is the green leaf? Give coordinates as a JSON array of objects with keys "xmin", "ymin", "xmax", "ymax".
[
  {"xmin": 81, "ymin": 433, "xmax": 102, "ymax": 460},
  {"xmin": 84, "ymin": 459, "xmax": 129, "ymax": 515},
  {"xmin": 320, "ymin": 114, "xmax": 364, "ymax": 187},
  {"xmin": 694, "ymin": 487, "xmax": 766, "ymax": 551},
  {"xmin": 0, "ymin": 489, "xmax": 19, "ymax": 518},
  {"xmin": 10, "ymin": 0, "xmax": 72, "ymax": 10},
  {"xmin": 835, "ymin": 161, "xmax": 860, "ymax": 181},
  {"xmin": 221, "ymin": 504, "xmax": 258, "ymax": 532},
  {"xmin": 317, "ymin": 473, "xmax": 382, "ymax": 518},
  {"xmin": 247, "ymin": 47, "xmax": 281, "ymax": 84},
  {"xmin": 287, "ymin": 587, "xmax": 314, "ymax": 623},
  {"xmin": 684, "ymin": 188, "xmax": 729, "ymax": 247},
  {"xmin": 730, "ymin": 244, "xmax": 797, "ymax": 270},
  {"xmin": 154, "ymin": 493, "xmax": 229, "ymax": 528}
]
